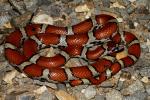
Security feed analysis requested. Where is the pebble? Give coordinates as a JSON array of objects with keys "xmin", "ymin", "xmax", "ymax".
[
  {"xmin": 133, "ymin": 22, "xmax": 139, "ymax": 27},
  {"xmin": 17, "ymin": 94, "xmax": 35, "ymax": 100},
  {"xmin": 55, "ymin": 90, "xmax": 76, "ymax": 100},
  {"xmin": 0, "ymin": 0, "xmax": 8, "ymax": 3},
  {"xmin": 123, "ymin": 91, "xmax": 148, "ymax": 100},
  {"xmin": 147, "ymin": 22, "xmax": 150, "ymax": 31},
  {"xmin": 141, "ymin": 76, "xmax": 149, "ymax": 83},
  {"xmin": 24, "ymin": 0, "xmax": 38, "ymax": 11},
  {"xmin": 12, "ymin": 11, "xmax": 32, "ymax": 27},
  {"xmin": 100, "ymin": 79, "xmax": 115, "ymax": 88},
  {"xmin": 75, "ymin": 4, "xmax": 90, "ymax": 12},
  {"xmin": 146, "ymin": 84, "xmax": 150, "ymax": 95},
  {"xmin": 102, "ymin": 0, "xmax": 110, "ymax": 8},
  {"xmin": 106, "ymin": 89, "xmax": 123, "ymax": 100},
  {"xmin": 128, "ymin": 0, "xmax": 136, "ymax": 3},
  {"xmin": 126, "ymin": 5, "xmax": 135, "ymax": 14},
  {"xmin": 122, "ymin": 0, "xmax": 130, "ymax": 6},
  {"xmin": 61, "ymin": 0, "xmax": 73, "ymax": 4},
  {"xmin": 8, "ymin": 0, "xmax": 26, "ymax": 14},
  {"xmin": 110, "ymin": 2, "xmax": 125, "ymax": 8},
  {"xmin": 32, "ymin": 13, "xmax": 53, "ymax": 25},
  {"xmin": 81, "ymin": 86, "xmax": 96, "ymax": 99},
  {"xmin": 33, "ymin": 86, "xmax": 48, "ymax": 94},
  {"xmin": 5, "ymin": 93, "xmax": 17, "ymax": 100},
  {"xmin": 146, "ymin": 39, "xmax": 150, "ymax": 53},
  {"xmin": 2, "ymin": 70, "xmax": 18, "ymax": 84},
  {"xmin": 136, "ymin": 15, "xmax": 150, "ymax": 20},
  {"xmin": 39, "ymin": 90, "xmax": 56, "ymax": 100},
  {"xmin": 57, "ymin": 83, "xmax": 67, "ymax": 91},
  {"xmin": 70, "ymin": 85, "xmax": 87, "ymax": 100},
  {"xmin": 117, "ymin": 17, "xmax": 123, "ymax": 22},
  {"xmin": 128, "ymin": 20, "xmax": 135, "ymax": 29},
  {"xmin": 0, "ymin": 61, "xmax": 7, "ymax": 72},
  {"xmin": 0, "ymin": 3, "xmax": 12, "ymax": 11},
  {"xmin": 48, "ymin": 4, "xmax": 63, "ymax": 17},
  {"xmin": 118, "ymin": 9, "xmax": 130, "ymax": 19},
  {"xmin": 95, "ymin": 94, "xmax": 105, "ymax": 100},
  {"xmin": 33, "ymin": 80, "xmax": 57, "ymax": 89},
  {"xmin": 121, "ymin": 80, "xmax": 145, "ymax": 95},
  {"xmin": 135, "ymin": 6, "xmax": 149, "ymax": 14},
  {"xmin": 139, "ymin": 65, "xmax": 150, "ymax": 77},
  {"xmin": 136, "ymin": 0, "xmax": 149, "ymax": 7},
  {"xmin": 37, "ymin": 0, "xmax": 52, "ymax": 6},
  {"xmin": 0, "ymin": 12, "xmax": 11, "ymax": 28}
]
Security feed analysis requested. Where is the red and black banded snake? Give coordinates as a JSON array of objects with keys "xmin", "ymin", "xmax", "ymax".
[{"xmin": 4, "ymin": 14, "xmax": 141, "ymax": 86}]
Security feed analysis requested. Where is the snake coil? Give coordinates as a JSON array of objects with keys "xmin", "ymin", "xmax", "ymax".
[{"xmin": 5, "ymin": 14, "xmax": 141, "ymax": 86}]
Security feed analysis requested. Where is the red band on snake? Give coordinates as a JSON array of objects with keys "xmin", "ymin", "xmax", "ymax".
[{"xmin": 4, "ymin": 14, "xmax": 141, "ymax": 86}]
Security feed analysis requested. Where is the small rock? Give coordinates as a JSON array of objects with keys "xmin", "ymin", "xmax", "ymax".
[
  {"xmin": 33, "ymin": 80, "xmax": 57, "ymax": 89},
  {"xmin": 116, "ymin": 80, "xmax": 124, "ymax": 90},
  {"xmin": 106, "ymin": 89, "xmax": 123, "ymax": 100},
  {"xmin": 70, "ymin": 85, "xmax": 88, "ymax": 100},
  {"xmin": 133, "ymin": 22, "xmax": 139, "ymax": 27},
  {"xmin": 37, "ymin": 0, "xmax": 52, "ymax": 6},
  {"xmin": 61, "ymin": 0, "xmax": 73, "ymax": 4},
  {"xmin": 5, "ymin": 93, "xmax": 17, "ymax": 100},
  {"xmin": 100, "ymin": 80, "xmax": 115, "ymax": 88},
  {"xmin": 39, "ymin": 90, "xmax": 56, "ymax": 100},
  {"xmin": 128, "ymin": 0, "xmax": 136, "ymax": 3},
  {"xmin": 81, "ymin": 86, "xmax": 96, "ymax": 99},
  {"xmin": 33, "ymin": 86, "xmax": 48, "ymax": 94},
  {"xmin": 57, "ymin": 83, "xmax": 67, "ymax": 91},
  {"xmin": 139, "ymin": 65, "xmax": 150, "ymax": 77},
  {"xmin": 0, "ymin": 12, "xmax": 12, "ymax": 28},
  {"xmin": 8, "ymin": 0, "xmax": 26, "ymax": 14},
  {"xmin": 122, "ymin": 0, "xmax": 130, "ymax": 6},
  {"xmin": 119, "ymin": 9, "xmax": 130, "ymax": 19},
  {"xmin": 3, "ymin": 70, "xmax": 18, "ymax": 84},
  {"xmin": 141, "ymin": 76, "xmax": 149, "ymax": 83},
  {"xmin": 95, "ymin": 94, "xmax": 105, "ymax": 100},
  {"xmin": 32, "ymin": 13, "xmax": 53, "ymax": 25},
  {"xmin": 102, "ymin": 0, "xmax": 110, "ymax": 8},
  {"xmin": 126, "ymin": 5, "xmax": 135, "ymax": 14},
  {"xmin": 17, "ymin": 94, "xmax": 35, "ymax": 100},
  {"xmin": 75, "ymin": 4, "xmax": 90, "ymax": 12},
  {"xmin": 147, "ymin": 22, "xmax": 150, "ymax": 32},
  {"xmin": 0, "ymin": 0, "xmax": 9, "ymax": 4},
  {"xmin": 48, "ymin": 4, "xmax": 63, "ymax": 17},
  {"xmin": 0, "ymin": 61, "xmax": 7, "ymax": 71},
  {"xmin": 136, "ymin": 15, "xmax": 150, "ymax": 20},
  {"xmin": 0, "ymin": 3, "xmax": 12, "ymax": 11},
  {"xmin": 74, "ymin": 92, "xmax": 87, "ymax": 100},
  {"xmin": 146, "ymin": 85, "xmax": 150, "ymax": 95},
  {"xmin": 136, "ymin": 0, "xmax": 149, "ymax": 7},
  {"xmin": 12, "ymin": 11, "xmax": 32, "ymax": 27},
  {"xmin": 110, "ymin": 2, "xmax": 125, "ymax": 8},
  {"xmin": 117, "ymin": 17, "xmax": 123, "ymax": 22},
  {"xmin": 128, "ymin": 20, "xmax": 135, "ymax": 29},
  {"xmin": 135, "ymin": 6, "xmax": 149, "ymax": 14},
  {"xmin": 55, "ymin": 90, "xmax": 76, "ymax": 100},
  {"xmin": 123, "ymin": 91, "xmax": 148, "ymax": 100},
  {"xmin": 121, "ymin": 80, "xmax": 145, "ymax": 95},
  {"xmin": 24, "ymin": 0, "xmax": 38, "ymax": 11},
  {"xmin": 146, "ymin": 39, "xmax": 150, "ymax": 53}
]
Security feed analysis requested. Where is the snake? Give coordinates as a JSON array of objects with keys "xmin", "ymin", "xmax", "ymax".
[{"xmin": 4, "ymin": 14, "xmax": 141, "ymax": 86}]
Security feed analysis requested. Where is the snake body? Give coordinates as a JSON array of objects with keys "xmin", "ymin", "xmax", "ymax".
[{"xmin": 5, "ymin": 14, "xmax": 141, "ymax": 86}]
